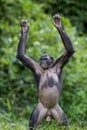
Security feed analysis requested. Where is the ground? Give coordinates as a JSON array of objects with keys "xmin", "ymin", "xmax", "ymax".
[{"xmin": 0, "ymin": 112, "xmax": 87, "ymax": 130}]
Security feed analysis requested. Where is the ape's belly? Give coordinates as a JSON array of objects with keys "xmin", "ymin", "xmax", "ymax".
[{"xmin": 39, "ymin": 86, "xmax": 59, "ymax": 108}]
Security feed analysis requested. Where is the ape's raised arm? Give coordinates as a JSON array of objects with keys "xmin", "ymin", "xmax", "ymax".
[
  {"xmin": 17, "ymin": 20, "xmax": 41, "ymax": 73},
  {"xmin": 53, "ymin": 15, "xmax": 75, "ymax": 68}
]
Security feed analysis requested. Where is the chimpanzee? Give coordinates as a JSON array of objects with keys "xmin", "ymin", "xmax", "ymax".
[{"xmin": 17, "ymin": 14, "xmax": 75, "ymax": 130}]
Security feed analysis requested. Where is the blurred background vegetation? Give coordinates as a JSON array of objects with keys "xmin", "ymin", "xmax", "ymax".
[{"xmin": 0, "ymin": 0, "xmax": 87, "ymax": 126}]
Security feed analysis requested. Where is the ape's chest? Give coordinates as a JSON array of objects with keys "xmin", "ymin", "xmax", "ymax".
[{"xmin": 39, "ymin": 69, "xmax": 60, "ymax": 89}]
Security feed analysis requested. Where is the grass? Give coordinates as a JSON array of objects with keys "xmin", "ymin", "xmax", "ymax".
[{"xmin": 0, "ymin": 112, "xmax": 87, "ymax": 130}]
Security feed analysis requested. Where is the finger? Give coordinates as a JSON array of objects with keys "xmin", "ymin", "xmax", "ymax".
[
  {"xmin": 21, "ymin": 20, "xmax": 27, "ymax": 24},
  {"xmin": 53, "ymin": 14, "xmax": 61, "ymax": 20},
  {"xmin": 56, "ymin": 14, "xmax": 61, "ymax": 18},
  {"xmin": 20, "ymin": 20, "xmax": 27, "ymax": 26},
  {"xmin": 53, "ymin": 14, "xmax": 59, "ymax": 19}
]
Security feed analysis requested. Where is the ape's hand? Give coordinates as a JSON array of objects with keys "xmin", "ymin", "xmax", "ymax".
[
  {"xmin": 20, "ymin": 20, "xmax": 29, "ymax": 33},
  {"xmin": 53, "ymin": 14, "xmax": 62, "ymax": 29}
]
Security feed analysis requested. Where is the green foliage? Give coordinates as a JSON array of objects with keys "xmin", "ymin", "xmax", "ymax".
[
  {"xmin": 0, "ymin": 0, "xmax": 87, "ymax": 126},
  {"xmin": 33, "ymin": 0, "xmax": 87, "ymax": 33}
]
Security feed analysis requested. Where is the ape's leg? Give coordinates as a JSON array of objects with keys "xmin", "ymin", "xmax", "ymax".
[
  {"xmin": 52, "ymin": 104, "xmax": 68, "ymax": 126},
  {"xmin": 29, "ymin": 103, "xmax": 47, "ymax": 130}
]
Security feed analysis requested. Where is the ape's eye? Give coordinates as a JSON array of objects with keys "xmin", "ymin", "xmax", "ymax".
[
  {"xmin": 40, "ymin": 58, "xmax": 44, "ymax": 60},
  {"xmin": 44, "ymin": 58, "xmax": 48, "ymax": 60},
  {"xmin": 40, "ymin": 57, "xmax": 48, "ymax": 60}
]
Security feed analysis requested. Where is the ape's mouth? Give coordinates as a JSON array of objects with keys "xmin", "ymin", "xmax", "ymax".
[{"xmin": 40, "ymin": 63, "xmax": 48, "ymax": 69}]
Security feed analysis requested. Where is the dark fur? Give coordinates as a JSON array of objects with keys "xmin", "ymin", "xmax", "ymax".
[{"xmin": 29, "ymin": 107, "xmax": 39, "ymax": 130}]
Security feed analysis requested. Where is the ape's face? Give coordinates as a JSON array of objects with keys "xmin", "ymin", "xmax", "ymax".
[{"xmin": 40, "ymin": 54, "xmax": 54, "ymax": 69}]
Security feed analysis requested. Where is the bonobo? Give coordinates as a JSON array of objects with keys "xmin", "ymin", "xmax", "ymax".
[{"xmin": 17, "ymin": 14, "xmax": 75, "ymax": 130}]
